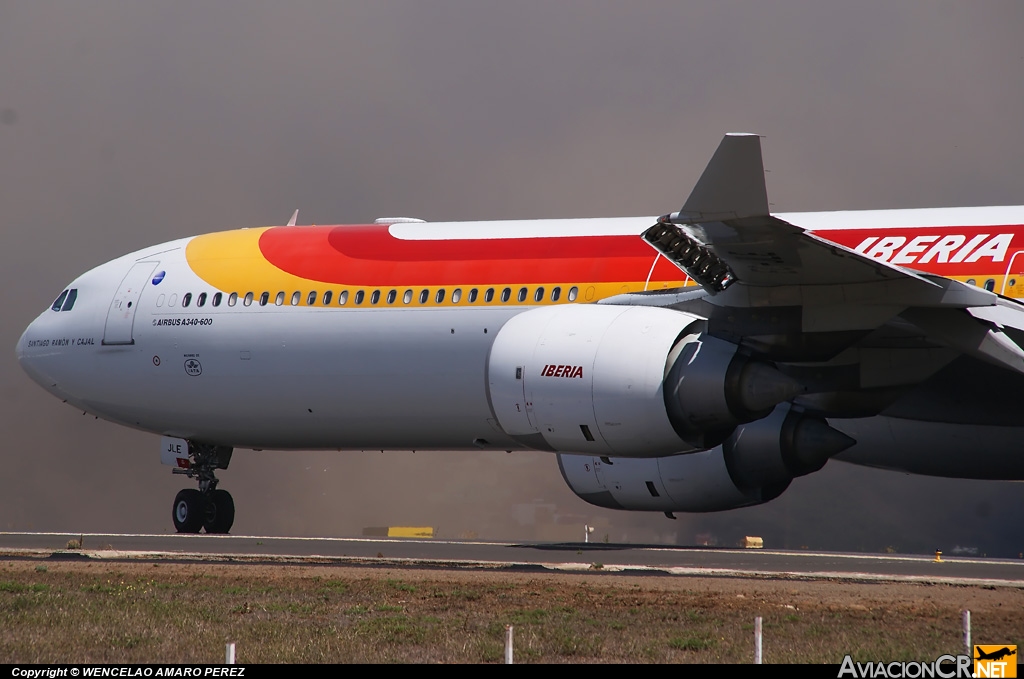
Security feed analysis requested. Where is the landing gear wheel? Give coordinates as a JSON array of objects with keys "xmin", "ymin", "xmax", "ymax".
[
  {"xmin": 172, "ymin": 489, "xmax": 206, "ymax": 533},
  {"xmin": 203, "ymin": 489, "xmax": 235, "ymax": 534},
  {"xmin": 168, "ymin": 441, "xmax": 234, "ymax": 534}
]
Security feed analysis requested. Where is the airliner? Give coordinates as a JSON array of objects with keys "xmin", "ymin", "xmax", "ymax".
[{"xmin": 17, "ymin": 134, "xmax": 1024, "ymax": 534}]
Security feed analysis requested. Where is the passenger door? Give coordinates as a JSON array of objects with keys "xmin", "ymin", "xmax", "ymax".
[{"xmin": 103, "ymin": 261, "xmax": 159, "ymax": 345}]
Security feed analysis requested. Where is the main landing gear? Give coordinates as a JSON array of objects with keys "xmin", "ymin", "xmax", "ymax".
[{"xmin": 171, "ymin": 442, "xmax": 234, "ymax": 534}]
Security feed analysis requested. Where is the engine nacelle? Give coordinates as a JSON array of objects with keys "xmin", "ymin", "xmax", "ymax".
[
  {"xmin": 557, "ymin": 405, "xmax": 854, "ymax": 512},
  {"xmin": 487, "ymin": 305, "xmax": 803, "ymax": 456}
]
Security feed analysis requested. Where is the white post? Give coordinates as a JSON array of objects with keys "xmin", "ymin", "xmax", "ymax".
[
  {"xmin": 504, "ymin": 624, "xmax": 514, "ymax": 664},
  {"xmin": 963, "ymin": 610, "xmax": 971, "ymax": 656},
  {"xmin": 226, "ymin": 642, "xmax": 236, "ymax": 664},
  {"xmin": 584, "ymin": 524, "xmax": 589, "ymax": 543},
  {"xmin": 754, "ymin": 616, "xmax": 763, "ymax": 664}
]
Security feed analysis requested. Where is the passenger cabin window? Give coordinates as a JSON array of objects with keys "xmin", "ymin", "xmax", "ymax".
[
  {"xmin": 551, "ymin": 286, "xmax": 561, "ymax": 302},
  {"xmin": 307, "ymin": 291, "xmax": 317, "ymax": 305},
  {"xmin": 51, "ymin": 290, "xmax": 69, "ymax": 312},
  {"xmin": 984, "ymin": 279, "xmax": 996, "ymax": 292},
  {"xmin": 197, "ymin": 292, "xmax": 207, "ymax": 307},
  {"xmin": 500, "ymin": 288, "xmax": 511, "ymax": 303},
  {"xmin": 291, "ymin": 291, "xmax": 301, "ymax": 306},
  {"xmin": 168, "ymin": 294, "xmax": 178, "ymax": 307},
  {"xmin": 182, "ymin": 293, "xmax": 192, "ymax": 307},
  {"xmin": 322, "ymin": 291, "xmax": 333, "ymax": 305},
  {"xmin": 243, "ymin": 292, "xmax": 253, "ymax": 306},
  {"xmin": 275, "ymin": 292, "xmax": 285, "ymax": 306},
  {"xmin": 370, "ymin": 290, "xmax": 380, "ymax": 304},
  {"xmin": 387, "ymin": 290, "xmax": 397, "ymax": 304},
  {"xmin": 259, "ymin": 292, "xmax": 269, "ymax": 306},
  {"xmin": 354, "ymin": 290, "xmax": 364, "ymax": 305},
  {"xmin": 338, "ymin": 290, "xmax": 349, "ymax": 305},
  {"xmin": 568, "ymin": 286, "xmax": 579, "ymax": 301},
  {"xmin": 419, "ymin": 289, "xmax": 429, "ymax": 304},
  {"xmin": 212, "ymin": 292, "xmax": 222, "ymax": 307},
  {"xmin": 403, "ymin": 290, "xmax": 413, "ymax": 304},
  {"xmin": 227, "ymin": 293, "xmax": 237, "ymax": 306},
  {"xmin": 534, "ymin": 287, "xmax": 544, "ymax": 302},
  {"xmin": 517, "ymin": 287, "xmax": 527, "ymax": 303},
  {"xmin": 435, "ymin": 289, "xmax": 445, "ymax": 304},
  {"xmin": 966, "ymin": 279, "xmax": 977, "ymax": 287},
  {"xmin": 469, "ymin": 288, "xmax": 478, "ymax": 303},
  {"xmin": 452, "ymin": 288, "xmax": 462, "ymax": 304},
  {"xmin": 156, "ymin": 294, "xmax": 165, "ymax": 308},
  {"xmin": 484, "ymin": 288, "xmax": 494, "ymax": 302}
]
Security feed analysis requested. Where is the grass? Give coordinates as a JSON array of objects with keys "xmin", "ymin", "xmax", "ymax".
[{"xmin": 0, "ymin": 560, "xmax": 1021, "ymax": 663}]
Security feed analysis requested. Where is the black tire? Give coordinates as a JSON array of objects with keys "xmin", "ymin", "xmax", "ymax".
[
  {"xmin": 172, "ymin": 489, "xmax": 206, "ymax": 533},
  {"xmin": 203, "ymin": 489, "xmax": 235, "ymax": 534}
]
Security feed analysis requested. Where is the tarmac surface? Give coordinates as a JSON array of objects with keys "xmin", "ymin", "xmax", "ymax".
[{"xmin": 2, "ymin": 531, "xmax": 1023, "ymax": 587}]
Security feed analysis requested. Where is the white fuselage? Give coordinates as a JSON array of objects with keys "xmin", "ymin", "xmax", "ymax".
[
  {"xmin": 18, "ymin": 239, "xmax": 530, "ymax": 450},
  {"xmin": 18, "ymin": 207, "xmax": 1024, "ymax": 453}
]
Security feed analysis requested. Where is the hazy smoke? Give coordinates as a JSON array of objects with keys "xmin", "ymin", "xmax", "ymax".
[{"xmin": 2, "ymin": 3, "xmax": 1023, "ymax": 556}]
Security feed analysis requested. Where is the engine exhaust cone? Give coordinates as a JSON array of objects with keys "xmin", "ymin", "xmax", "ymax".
[{"xmin": 786, "ymin": 416, "xmax": 856, "ymax": 475}]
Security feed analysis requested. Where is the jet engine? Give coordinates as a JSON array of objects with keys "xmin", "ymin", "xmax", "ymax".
[
  {"xmin": 557, "ymin": 404, "xmax": 855, "ymax": 512},
  {"xmin": 487, "ymin": 305, "xmax": 803, "ymax": 456}
]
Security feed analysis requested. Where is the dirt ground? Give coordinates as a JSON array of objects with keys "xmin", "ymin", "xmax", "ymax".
[{"xmin": 1, "ymin": 557, "xmax": 1021, "ymax": 663}]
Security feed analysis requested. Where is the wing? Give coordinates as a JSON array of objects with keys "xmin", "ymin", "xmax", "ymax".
[{"xmin": 622, "ymin": 134, "xmax": 1024, "ymax": 376}]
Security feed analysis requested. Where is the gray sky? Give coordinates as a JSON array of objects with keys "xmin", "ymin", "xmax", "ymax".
[{"xmin": 2, "ymin": 2, "xmax": 1024, "ymax": 553}]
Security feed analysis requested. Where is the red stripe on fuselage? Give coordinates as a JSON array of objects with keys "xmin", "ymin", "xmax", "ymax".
[
  {"xmin": 256, "ymin": 222, "xmax": 1024, "ymax": 288},
  {"xmin": 259, "ymin": 225, "xmax": 665, "ymax": 286},
  {"xmin": 821, "ymin": 225, "xmax": 1024, "ymax": 276}
]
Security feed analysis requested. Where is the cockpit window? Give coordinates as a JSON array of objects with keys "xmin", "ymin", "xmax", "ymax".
[
  {"xmin": 62, "ymin": 289, "xmax": 78, "ymax": 311},
  {"xmin": 51, "ymin": 290, "xmax": 69, "ymax": 312},
  {"xmin": 50, "ymin": 289, "xmax": 78, "ymax": 312}
]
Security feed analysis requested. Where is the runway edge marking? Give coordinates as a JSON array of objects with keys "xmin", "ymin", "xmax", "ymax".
[{"xmin": 1, "ymin": 547, "xmax": 1023, "ymax": 589}]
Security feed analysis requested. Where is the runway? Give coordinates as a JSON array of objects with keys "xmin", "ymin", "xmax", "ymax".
[{"xmin": 2, "ymin": 532, "xmax": 1023, "ymax": 587}]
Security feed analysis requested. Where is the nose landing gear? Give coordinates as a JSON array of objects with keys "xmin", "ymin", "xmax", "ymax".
[{"xmin": 171, "ymin": 442, "xmax": 234, "ymax": 534}]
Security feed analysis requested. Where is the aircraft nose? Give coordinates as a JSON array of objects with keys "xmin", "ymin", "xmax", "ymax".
[
  {"xmin": 16, "ymin": 306, "xmax": 77, "ymax": 402},
  {"xmin": 16, "ymin": 315, "xmax": 48, "ymax": 388},
  {"xmin": 15, "ymin": 323, "xmax": 28, "ymax": 362}
]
